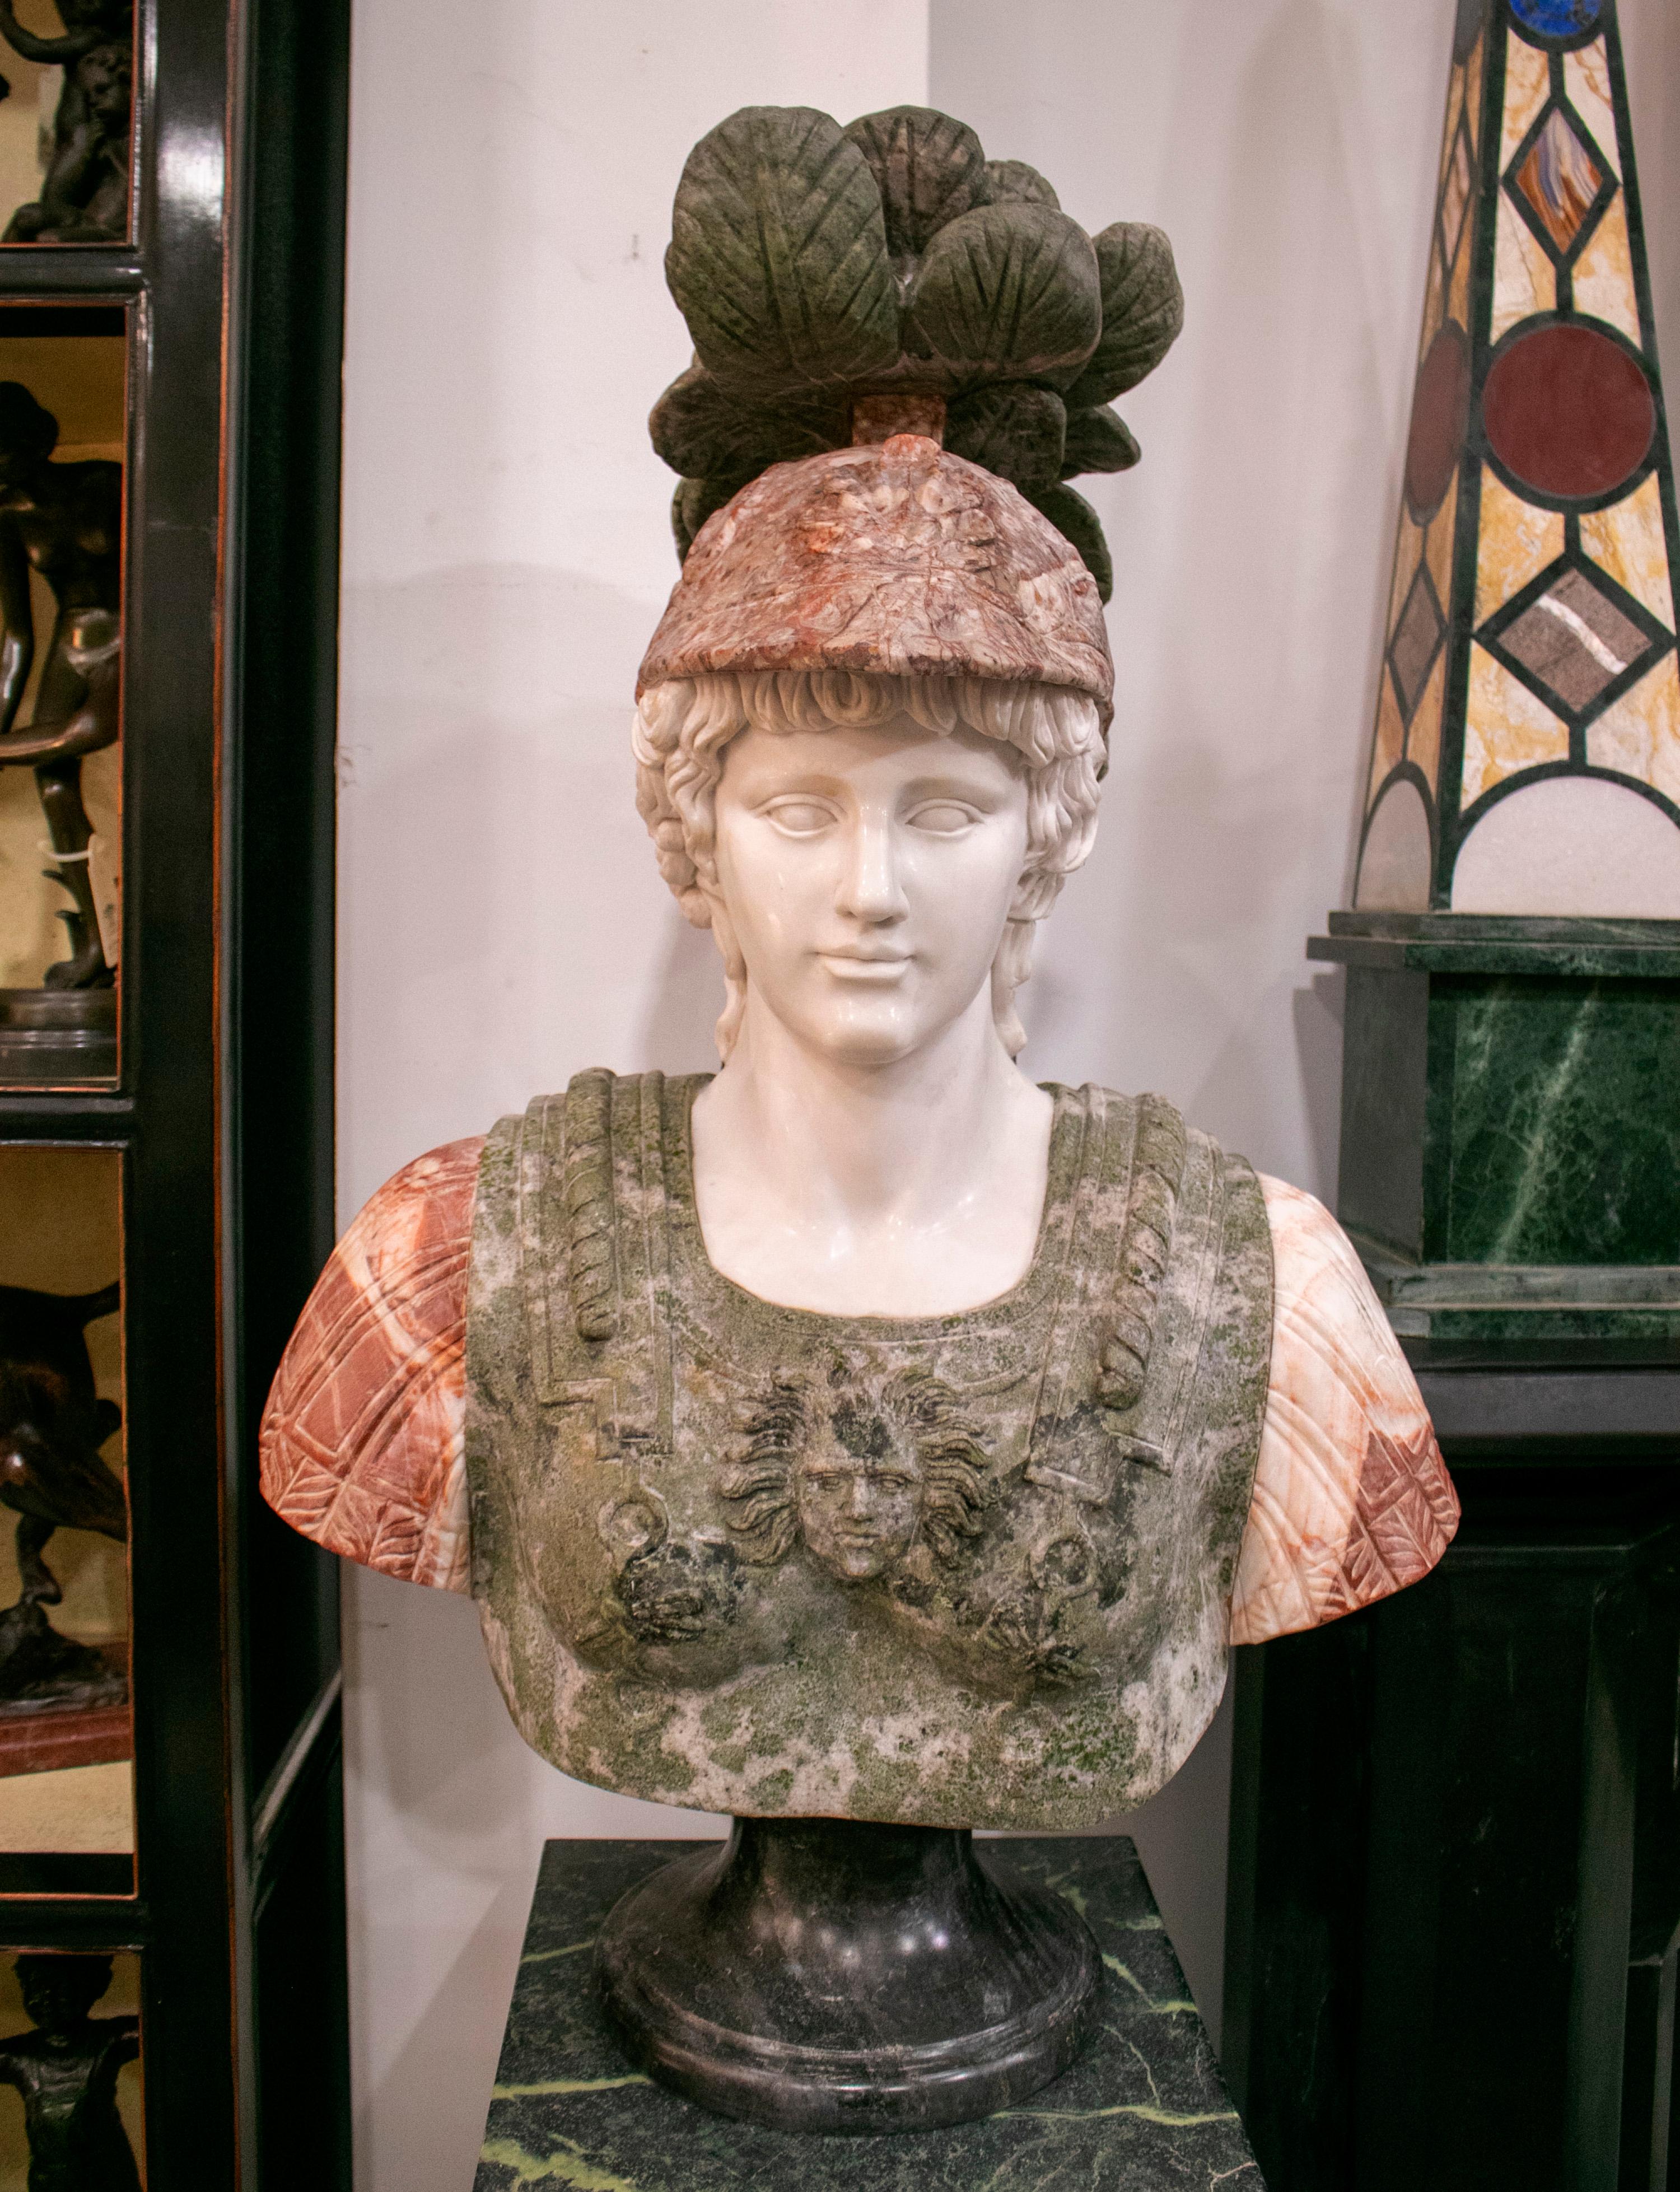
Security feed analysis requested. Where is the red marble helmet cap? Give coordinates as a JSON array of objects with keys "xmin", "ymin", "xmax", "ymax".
[{"xmin": 636, "ymin": 435, "xmax": 1114, "ymax": 730}]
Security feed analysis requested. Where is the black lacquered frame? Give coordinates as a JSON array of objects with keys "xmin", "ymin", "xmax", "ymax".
[{"xmin": 0, "ymin": 1, "xmax": 351, "ymax": 2182}]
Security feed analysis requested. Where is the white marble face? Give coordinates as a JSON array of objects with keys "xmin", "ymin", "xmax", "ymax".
[{"xmin": 710, "ymin": 716, "xmax": 1031, "ymax": 1067}]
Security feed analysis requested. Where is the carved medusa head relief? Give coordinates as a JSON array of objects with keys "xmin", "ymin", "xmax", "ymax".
[{"xmin": 718, "ymin": 1354, "xmax": 990, "ymax": 1585}]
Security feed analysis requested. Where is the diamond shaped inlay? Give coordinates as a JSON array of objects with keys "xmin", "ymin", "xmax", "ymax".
[
  {"xmin": 1499, "ymin": 567, "xmax": 1653, "ymax": 714},
  {"xmin": 1511, "ymin": 106, "xmax": 1607, "ymax": 257},
  {"xmin": 1389, "ymin": 564, "xmax": 1445, "ymax": 721},
  {"xmin": 1441, "ymin": 122, "xmax": 1473, "ymax": 269}
]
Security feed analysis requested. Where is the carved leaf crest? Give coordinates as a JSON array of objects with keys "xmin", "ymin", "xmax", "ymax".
[
  {"xmin": 842, "ymin": 106, "xmax": 992, "ymax": 264},
  {"xmin": 665, "ymin": 106, "xmax": 900, "ymax": 394},
  {"xmin": 903, "ymin": 202, "xmax": 1102, "ymax": 393},
  {"xmin": 1063, "ymin": 222, "xmax": 1185, "ymax": 411},
  {"xmin": 946, "ymin": 383, "xmax": 1066, "ymax": 490}
]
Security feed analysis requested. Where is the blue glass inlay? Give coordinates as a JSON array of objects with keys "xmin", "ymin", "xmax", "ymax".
[{"xmin": 1509, "ymin": 0, "xmax": 1600, "ymax": 36}]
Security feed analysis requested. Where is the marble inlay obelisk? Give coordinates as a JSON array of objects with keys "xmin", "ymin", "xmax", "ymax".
[{"xmin": 1356, "ymin": 0, "xmax": 1680, "ymax": 917}]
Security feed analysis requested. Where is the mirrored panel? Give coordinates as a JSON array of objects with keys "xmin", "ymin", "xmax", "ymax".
[
  {"xmin": 0, "ymin": 1146, "xmax": 130, "ymax": 1896},
  {"xmin": 0, "ymin": 4, "xmax": 132, "ymax": 246},
  {"xmin": 0, "ymin": 1949, "xmax": 142, "ymax": 2185},
  {"xmin": 0, "ymin": 307, "xmax": 124, "ymax": 1086}
]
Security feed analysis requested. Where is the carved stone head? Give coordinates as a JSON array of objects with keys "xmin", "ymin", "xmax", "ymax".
[{"xmin": 718, "ymin": 1354, "xmax": 988, "ymax": 1585}]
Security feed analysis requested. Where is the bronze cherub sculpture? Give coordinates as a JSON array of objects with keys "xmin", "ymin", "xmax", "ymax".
[{"xmin": 0, "ymin": 1, "xmax": 132, "ymax": 245}]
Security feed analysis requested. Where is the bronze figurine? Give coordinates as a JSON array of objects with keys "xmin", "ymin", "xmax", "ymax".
[
  {"xmin": 0, "ymin": 382, "xmax": 122, "ymax": 991},
  {"xmin": 0, "ymin": 2, "xmax": 132, "ymax": 245},
  {"xmin": 0, "ymin": 1955, "xmax": 139, "ymax": 2192},
  {"xmin": 0, "ymin": 1280, "xmax": 125, "ymax": 1710}
]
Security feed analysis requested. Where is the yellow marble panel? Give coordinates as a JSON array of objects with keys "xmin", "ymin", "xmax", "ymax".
[
  {"xmin": 1465, "ymin": 31, "xmax": 1484, "ymax": 154},
  {"xmin": 1492, "ymin": 191, "xmax": 1554, "ymax": 342},
  {"xmin": 1439, "ymin": 65, "xmax": 1465, "ymax": 194},
  {"xmin": 1387, "ymin": 514, "xmax": 1423, "ymax": 638},
  {"xmin": 1572, "ymin": 193, "xmax": 1641, "ymax": 344},
  {"xmin": 1406, "ymin": 645, "xmax": 1449, "ymax": 796},
  {"xmin": 1426, "ymin": 479, "xmax": 1459, "ymax": 606},
  {"xmin": 1563, "ymin": 41, "xmax": 1618, "ymax": 176},
  {"xmin": 1368, "ymin": 665, "xmax": 1407, "ymax": 813},
  {"xmin": 1500, "ymin": 36, "xmax": 1551, "ymax": 171},
  {"xmin": 1474, "ymin": 469, "xmax": 1565, "ymax": 626},
  {"xmin": 1585, "ymin": 654, "xmax": 1680, "ymax": 804},
  {"xmin": 1449, "ymin": 216, "xmax": 1473, "ymax": 323},
  {"xmin": 1580, "ymin": 474, "xmax": 1674, "ymax": 631},
  {"xmin": 1462, "ymin": 641, "xmax": 1569, "ymax": 806}
]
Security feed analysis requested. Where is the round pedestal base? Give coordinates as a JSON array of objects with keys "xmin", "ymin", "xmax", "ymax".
[
  {"xmin": 596, "ymin": 1816, "xmax": 1102, "ymax": 2134},
  {"xmin": 0, "ymin": 987, "xmax": 116, "ymax": 1081}
]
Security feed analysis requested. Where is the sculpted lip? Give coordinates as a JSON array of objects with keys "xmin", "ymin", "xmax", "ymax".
[{"xmin": 818, "ymin": 949, "xmax": 912, "ymax": 978}]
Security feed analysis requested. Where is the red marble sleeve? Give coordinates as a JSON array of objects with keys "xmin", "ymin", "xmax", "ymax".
[
  {"xmin": 258, "ymin": 1137, "xmax": 481, "ymax": 1592},
  {"xmin": 1230, "ymin": 1176, "xmax": 1460, "ymax": 1646}
]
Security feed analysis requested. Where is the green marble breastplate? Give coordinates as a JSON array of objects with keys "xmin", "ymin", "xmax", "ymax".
[{"xmin": 465, "ymin": 1072, "xmax": 1272, "ymax": 1829}]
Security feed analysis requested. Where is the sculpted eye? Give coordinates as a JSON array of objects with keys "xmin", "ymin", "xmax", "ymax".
[
  {"xmin": 907, "ymin": 800, "xmax": 980, "ymax": 835},
  {"xmin": 764, "ymin": 799, "xmax": 835, "ymax": 836}
]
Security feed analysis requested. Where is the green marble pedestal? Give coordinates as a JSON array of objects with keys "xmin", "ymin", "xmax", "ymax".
[
  {"xmin": 475, "ymin": 1836, "xmax": 1261, "ymax": 2191},
  {"xmin": 1309, "ymin": 911, "xmax": 1680, "ymax": 1341}
]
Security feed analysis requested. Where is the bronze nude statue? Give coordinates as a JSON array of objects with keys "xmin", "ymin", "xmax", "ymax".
[
  {"xmin": 0, "ymin": 1955, "xmax": 139, "ymax": 2192},
  {"xmin": 0, "ymin": 381, "xmax": 122, "ymax": 992}
]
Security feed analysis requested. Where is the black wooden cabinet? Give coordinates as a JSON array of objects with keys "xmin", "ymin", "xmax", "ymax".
[
  {"xmin": 1225, "ymin": 1327, "xmax": 1680, "ymax": 2189},
  {"xmin": 0, "ymin": 1, "xmax": 352, "ymax": 2182}
]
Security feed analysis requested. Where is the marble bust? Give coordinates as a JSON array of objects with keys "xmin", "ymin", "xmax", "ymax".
[
  {"xmin": 260, "ymin": 107, "xmax": 1458, "ymax": 1832},
  {"xmin": 261, "ymin": 104, "xmax": 1461, "ymax": 2129}
]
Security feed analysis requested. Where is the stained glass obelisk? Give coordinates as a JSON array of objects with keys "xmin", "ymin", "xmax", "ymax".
[{"xmin": 1354, "ymin": 0, "xmax": 1680, "ymax": 916}]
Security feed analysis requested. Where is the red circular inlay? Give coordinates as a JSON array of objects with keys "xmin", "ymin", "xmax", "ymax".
[
  {"xmin": 1482, "ymin": 324, "xmax": 1655, "ymax": 501},
  {"xmin": 1405, "ymin": 322, "xmax": 1472, "ymax": 520}
]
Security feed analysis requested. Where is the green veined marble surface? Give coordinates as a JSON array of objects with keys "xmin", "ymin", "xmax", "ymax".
[
  {"xmin": 1426, "ymin": 976, "xmax": 1680, "ymax": 1268},
  {"xmin": 475, "ymin": 1836, "xmax": 1261, "ymax": 2192}
]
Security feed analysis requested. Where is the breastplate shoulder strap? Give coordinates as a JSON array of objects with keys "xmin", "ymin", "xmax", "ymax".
[
  {"xmin": 1026, "ymin": 1086, "xmax": 1135, "ymax": 1454},
  {"xmin": 1097, "ymin": 1093, "xmax": 1187, "ymax": 1410},
  {"xmin": 517, "ymin": 1070, "xmax": 675, "ymax": 1452},
  {"xmin": 560, "ymin": 1068, "xmax": 617, "ymax": 1342},
  {"xmin": 1024, "ymin": 1085, "xmax": 1200, "ymax": 1487}
]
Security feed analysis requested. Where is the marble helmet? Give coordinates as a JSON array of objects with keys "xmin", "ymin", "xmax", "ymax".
[
  {"xmin": 637, "ymin": 421, "xmax": 1116, "ymax": 727},
  {"xmin": 636, "ymin": 103, "xmax": 1183, "ymax": 729}
]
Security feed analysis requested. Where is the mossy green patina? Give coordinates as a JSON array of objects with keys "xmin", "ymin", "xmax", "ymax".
[{"xmin": 466, "ymin": 1074, "xmax": 1271, "ymax": 1829}]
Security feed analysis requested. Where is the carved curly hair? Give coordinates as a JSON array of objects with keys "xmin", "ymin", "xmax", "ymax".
[{"xmin": 632, "ymin": 669, "xmax": 1105, "ymax": 1061}]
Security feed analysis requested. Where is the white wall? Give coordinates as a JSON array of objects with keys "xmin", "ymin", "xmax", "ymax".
[{"xmin": 335, "ymin": 6, "xmax": 1680, "ymax": 2186}]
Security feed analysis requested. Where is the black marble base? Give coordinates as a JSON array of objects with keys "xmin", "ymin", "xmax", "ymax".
[
  {"xmin": 478, "ymin": 1836, "xmax": 1263, "ymax": 2190},
  {"xmin": 597, "ymin": 1816, "xmax": 1102, "ymax": 2132}
]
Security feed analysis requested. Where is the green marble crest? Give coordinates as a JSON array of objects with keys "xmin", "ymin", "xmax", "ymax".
[{"xmin": 650, "ymin": 103, "xmax": 1186, "ymax": 591}]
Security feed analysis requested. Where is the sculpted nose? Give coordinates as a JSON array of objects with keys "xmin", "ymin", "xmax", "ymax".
[
  {"xmin": 848, "ymin": 1472, "xmax": 872, "ymax": 1514},
  {"xmin": 836, "ymin": 817, "xmax": 907, "ymax": 924}
]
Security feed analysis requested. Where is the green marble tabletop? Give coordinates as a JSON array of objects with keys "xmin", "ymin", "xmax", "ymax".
[{"xmin": 474, "ymin": 1835, "xmax": 1262, "ymax": 2191}]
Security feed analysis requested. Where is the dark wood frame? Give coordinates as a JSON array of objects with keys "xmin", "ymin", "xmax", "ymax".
[{"xmin": 0, "ymin": 1, "xmax": 352, "ymax": 2181}]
